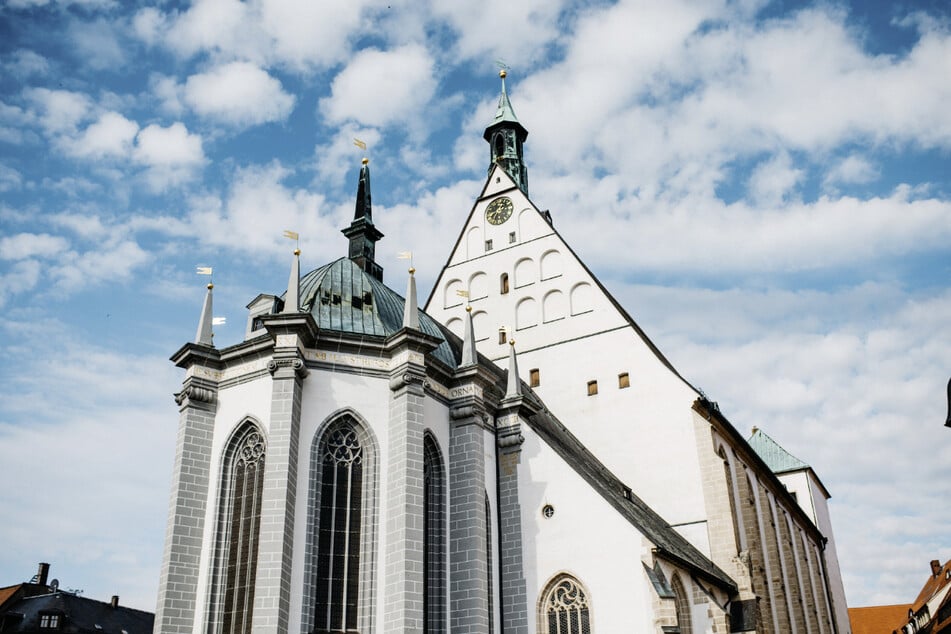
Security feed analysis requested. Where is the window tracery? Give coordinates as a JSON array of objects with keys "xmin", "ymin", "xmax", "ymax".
[{"xmin": 540, "ymin": 575, "xmax": 591, "ymax": 634}]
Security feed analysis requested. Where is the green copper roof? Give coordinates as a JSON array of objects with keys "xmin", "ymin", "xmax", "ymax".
[
  {"xmin": 748, "ymin": 428, "xmax": 809, "ymax": 474},
  {"xmin": 295, "ymin": 257, "xmax": 457, "ymax": 367},
  {"xmin": 491, "ymin": 78, "xmax": 521, "ymax": 127}
]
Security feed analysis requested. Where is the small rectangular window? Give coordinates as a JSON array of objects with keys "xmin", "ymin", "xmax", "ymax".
[
  {"xmin": 509, "ymin": 231, "xmax": 516, "ymax": 243},
  {"xmin": 618, "ymin": 372, "xmax": 630, "ymax": 388},
  {"xmin": 587, "ymin": 380, "xmax": 598, "ymax": 396},
  {"xmin": 498, "ymin": 328, "xmax": 507, "ymax": 344},
  {"xmin": 530, "ymin": 368, "xmax": 540, "ymax": 387},
  {"xmin": 485, "ymin": 239, "xmax": 493, "ymax": 251}
]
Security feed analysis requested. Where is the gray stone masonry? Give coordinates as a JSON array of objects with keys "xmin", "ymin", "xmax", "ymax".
[
  {"xmin": 449, "ymin": 403, "xmax": 489, "ymax": 634},
  {"xmin": 251, "ymin": 346, "xmax": 307, "ymax": 633},
  {"xmin": 383, "ymin": 328, "xmax": 437, "ymax": 634},
  {"xmin": 155, "ymin": 344, "xmax": 220, "ymax": 634},
  {"xmin": 496, "ymin": 405, "xmax": 528, "ymax": 634}
]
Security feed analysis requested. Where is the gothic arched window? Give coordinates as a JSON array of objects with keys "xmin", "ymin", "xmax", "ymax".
[
  {"xmin": 314, "ymin": 419, "xmax": 365, "ymax": 633},
  {"xmin": 672, "ymin": 573, "xmax": 692, "ymax": 634},
  {"xmin": 540, "ymin": 575, "xmax": 591, "ymax": 634},
  {"xmin": 214, "ymin": 423, "xmax": 266, "ymax": 634},
  {"xmin": 423, "ymin": 434, "xmax": 446, "ymax": 633}
]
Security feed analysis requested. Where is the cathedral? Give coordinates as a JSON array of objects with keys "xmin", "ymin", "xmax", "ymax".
[{"xmin": 154, "ymin": 73, "xmax": 850, "ymax": 634}]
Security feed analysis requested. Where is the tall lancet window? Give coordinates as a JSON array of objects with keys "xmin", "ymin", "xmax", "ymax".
[
  {"xmin": 314, "ymin": 421, "xmax": 364, "ymax": 633},
  {"xmin": 216, "ymin": 424, "xmax": 266, "ymax": 634},
  {"xmin": 423, "ymin": 434, "xmax": 446, "ymax": 633},
  {"xmin": 540, "ymin": 575, "xmax": 591, "ymax": 634}
]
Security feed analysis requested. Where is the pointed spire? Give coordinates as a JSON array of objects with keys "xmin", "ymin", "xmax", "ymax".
[
  {"xmin": 505, "ymin": 339, "xmax": 522, "ymax": 398},
  {"xmin": 342, "ymin": 157, "xmax": 384, "ymax": 281},
  {"xmin": 195, "ymin": 282, "xmax": 214, "ymax": 346},
  {"xmin": 402, "ymin": 266, "xmax": 419, "ymax": 330},
  {"xmin": 484, "ymin": 69, "xmax": 529, "ymax": 195},
  {"xmin": 461, "ymin": 305, "xmax": 477, "ymax": 367},
  {"xmin": 282, "ymin": 247, "xmax": 300, "ymax": 314}
]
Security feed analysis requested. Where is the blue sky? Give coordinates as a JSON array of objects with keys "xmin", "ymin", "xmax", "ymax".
[{"xmin": 1, "ymin": 0, "xmax": 950, "ymax": 613}]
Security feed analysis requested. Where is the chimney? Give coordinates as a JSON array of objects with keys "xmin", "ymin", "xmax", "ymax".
[
  {"xmin": 111, "ymin": 596, "xmax": 119, "ymax": 609},
  {"xmin": 36, "ymin": 563, "xmax": 50, "ymax": 587},
  {"xmin": 931, "ymin": 560, "xmax": 942, "ymax": 577}
]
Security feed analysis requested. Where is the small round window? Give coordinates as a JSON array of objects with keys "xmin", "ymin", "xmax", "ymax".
[{"xmin": 542, "ymin": 504, "xmax": 555, "ymax": 519}]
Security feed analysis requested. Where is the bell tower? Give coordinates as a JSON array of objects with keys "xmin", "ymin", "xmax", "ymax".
[{"xmin": 483, "ymin": 70, "xmax": 529, "ymax": 195}]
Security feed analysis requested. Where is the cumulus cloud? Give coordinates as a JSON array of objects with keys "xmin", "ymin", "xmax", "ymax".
[
  {"xmin": 824, "ymin": 154, "xmax": 880, "ymax": 188},
  {"xmin": 62, "ymin": 111, "xmax": 139, "ymax": 159},
  {"xmin": 133, "ymin": 122, "xmax": 206, "ymax": 189},
  {"xmin": 23, "ymin": 87, "xmax": 92, "ymax": 135},
  {"xmin": 320, "ymin": 45, "xmax": 436, "ymax": 128},
  {"xmin": 0, "ymin": 165, "xmax": 23, "ymax": 192},
  {"xmin": 747, "ymin": 151, "xmax": 804, "ymax": 207},
  {"xmin": 183, "ymin": 62, "xmax": 295, "ymax": 127}
]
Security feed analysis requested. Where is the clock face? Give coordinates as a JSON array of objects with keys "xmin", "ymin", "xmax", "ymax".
[{"xmin": 485, "ymin": 196, "xmax": 514, "ymax": 225}]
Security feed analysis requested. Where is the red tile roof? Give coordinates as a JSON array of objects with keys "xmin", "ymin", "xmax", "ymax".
[{"xmin": 849, "ymin": 604, "xmax": 910, "ymax": 634}]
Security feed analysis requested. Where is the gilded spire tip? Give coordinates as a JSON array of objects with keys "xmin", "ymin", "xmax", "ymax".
[
  {"xmin": 207, "ymin": 282, "xmax": 214, "ymax": 290},
  {"xmin": 499, "ymin": 69, "xmax": 507, "ymax": 79},
  {"xmin": 409, "ymin": 267, "xmax": 416, "ymax": 275},
  {"xmin": 509, "ymin": 339, "xmax": 515, "ymax": 346},
  {"xmin": 294, "ymin": 248, "xmax": 301, "ymax": 256},
  {"xmin": 465, "ymin": 305, "xmax": 472, "ymax": 313},
  {"xmin": 362, "ymin": 157, "xmax": 369, "ymax": 165}
]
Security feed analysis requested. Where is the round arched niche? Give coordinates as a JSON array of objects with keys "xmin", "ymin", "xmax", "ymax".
[{"xmin": 540, "ymin": 249, "xmax": 563, "ymax": 280}]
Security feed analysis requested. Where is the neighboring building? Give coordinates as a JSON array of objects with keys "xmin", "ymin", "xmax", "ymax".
[
  {"xmin": 0, "ymin": 563, "xmax": 153, "ymax": 634},
  {"xmin": 154, "ymin": 72, "xmax": 851, "ymax": 633},
  {"xmin": 849, "ymin": 605, "xmax": 910, "ymax": 634},
  {"xmin": 892, "ymin": 560, "xmax": 951, "ymax": 634}
]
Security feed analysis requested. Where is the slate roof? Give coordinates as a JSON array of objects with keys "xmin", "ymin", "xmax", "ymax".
[
  {"xmin": 0, "ymin": 592, "xmax": 153, "ymax": 634},
  {"xmin": 524, "ymin": 396, "xmax": 737, "ymax": 593},
  {"xmin": 295, "ymin": 257, "xmax": 457, "ymax": 368},
  {"xmin": 748, "ymin": 427, "xmax": 809, "ymax": 474}
]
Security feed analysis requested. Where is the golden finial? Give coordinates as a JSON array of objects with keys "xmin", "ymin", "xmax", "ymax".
[
  {"xmin": 409, "ymin": 267, "xmax": 416, "ymax": 275},
  {"xmin": 509, "ymin": 339, "xmax": 515, "ymax": 346},
  {"xmin": 207, "ymin": 282, "xmax": 214, "ymax": 290},
  {"xmin": 294, "ymin": 248, "xmax": 301, "ymax": 256},
  {"xmin": 499, "ymin": 69, "xmax": 507, "ymax": 79},
  {"xmin": 362, "ymin": 157, "xmax": 369, "ymax": 165},
  {"xmin": 465, "ymin": 305, "xmax": 472, "ymax": 313}
]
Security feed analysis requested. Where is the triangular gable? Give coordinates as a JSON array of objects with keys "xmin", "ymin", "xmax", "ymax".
[{"xmin": 425, "ymin": 165, "xmax": 694, "ymax": 389}]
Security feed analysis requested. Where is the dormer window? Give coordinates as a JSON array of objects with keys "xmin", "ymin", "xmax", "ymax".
[{"xmin": 39, "ymin": 613, "xmax": 61, "ymax": 629}]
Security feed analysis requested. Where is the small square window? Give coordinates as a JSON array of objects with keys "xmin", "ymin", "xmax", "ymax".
[
  {"xmin": 485, "ymin": 239, "xmax": 493, "ymax": 251},
  {"xmin": 530, "ymin": 368, "xmax": 540, "ymax": 387},
  {"xmin": 587, "ymin": 380, "xmax": 598, "ymax": 396},
  {"xmin": 618, "ymin": 372, "xmax": 630, "ymax": 389},
  {"xmin": 509, "ymin": 231, "xmax": 516, "ymax": 243}
]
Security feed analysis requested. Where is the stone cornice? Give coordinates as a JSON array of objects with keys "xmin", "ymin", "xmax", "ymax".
[
  {"xmin": 170, "ymin": 342, "xmax": 222, "ymax": 370},
  {"xmin": 259, "ymin": 312, "xmax": 319, "ymax": 347}
]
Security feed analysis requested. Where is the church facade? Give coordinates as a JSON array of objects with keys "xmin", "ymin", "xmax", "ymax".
[{"xmin": 154, "ymin": 75, "xmax": 850, "ymax": 634}]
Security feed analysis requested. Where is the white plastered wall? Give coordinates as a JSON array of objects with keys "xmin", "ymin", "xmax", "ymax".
[{"xmin": 518, "ymin": 426, "xmax": 659, "ymax": 633}]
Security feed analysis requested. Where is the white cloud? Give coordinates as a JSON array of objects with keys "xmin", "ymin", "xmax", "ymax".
[
  {"xmin": 4, "ymin": 49, "xmax": 50, "ymax": 78},
  {"xmin": 23, "ymin": 87, "xmax": 92, "ymax": 135},
  {"xmin": 320, "ymin": 45, "xmax": 435, "ymax": 128},
  {"xmin": 68, "ymin": 18, "xmax": 125, "ymax": 71},
  {"xmin": 825, "ymin": 154, "xmax": 880, "ymax": 187},
  {"xmin": 259, "ymin": 0, "xmax": 371, "ymax": 69},
  {"xmin": 133, "ymin": 122, "xmax": 206, "ymax": 189},
  {"xmin": 0, "ymin": 260, "xmax": 41, "ymax": 308},
  {"xmin": 0, "ymin": 233, "xmax": 70, "ymax": 260},
  {"xmin": 149, "ymin": 74, "xmax": 185, "ymax": 115},
  {"xmin": 0, "ymin": 165, "xmax": 23, "ymax": 192},
  {"xmin": 183, "ymin": 62, "xmax": 295, "ymax": 127},
  {"xmin": 747, "ymin": 151, "xmax": 804, "ymax": 207},
  {"xmin": 185, "ymin": 162, "xmax": 334, "ymax": 256},
  {"xmin": 51, "ymin": 240, "xmax": 150, "ymax": 293},
  {"xmin": 63, "ymin": 111, "xmax": 139, "ymax": 159}
]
